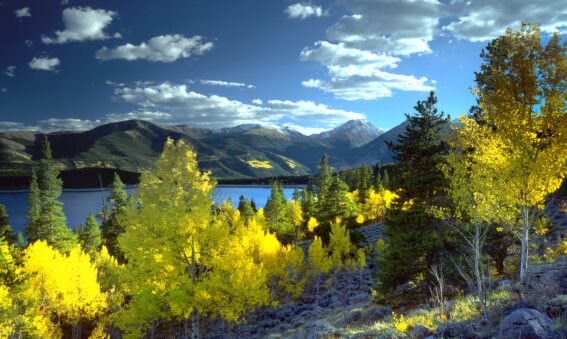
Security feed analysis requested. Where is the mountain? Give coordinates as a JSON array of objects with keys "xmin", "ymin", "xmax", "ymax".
[
  {"xmin": 0, "ymin": 119, "xmax": 401, "ymax": 181},
  {"xmin": 313, "ymin": 120, "xmax": 384, "ymax": 148}
]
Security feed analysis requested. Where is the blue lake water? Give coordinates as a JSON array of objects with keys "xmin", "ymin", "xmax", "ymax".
[{"xmin": 0, "ymin": 185, "xmax": 302, "ymax": 234}]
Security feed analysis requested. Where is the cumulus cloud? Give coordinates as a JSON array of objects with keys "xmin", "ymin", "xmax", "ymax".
[
  {"xmin": 0, "ymin": 119, "xmax": 98, "ymax": 132},
  {"xmin": 300, "ymin": 40, "xmax": 434, "ymax": 100},
  {"xmin": 286, "ymin": 3, "xmax": 325, "ymax": 19},
  {"xmin": 15, "ymin": 7, "xmax": 31, "ymax": 18},
  {"xmin": 42, "ymin": 7, "xmax": 119, "ymax": 44},
  {"xmin": 327, "ymin": 0, "xmax": 442, "ymax": 56},
  {"xmin": 4, "ymin": 66, "xmax": 15, "ymax": 78},
  {"xmin": 38, "ymin": 118, "xmax": 98, "ymax": 131},
  {"xmin": 95, "ymin": 34, "xmax": 213, "ymax": 62},
  {"xmin": 109, "ymin": 81, "xmax": 363, "ymax": 127},
  {"xmin": 28, "ymin": 57, "xmax": 60, "ymax": 71},
  {"xmin": 444, "ymin": 0, "xmax": 567, "ymax": 41},
  {"xmin": 200, "ymin": 79, "xmax": 255, "ymax": 89}
]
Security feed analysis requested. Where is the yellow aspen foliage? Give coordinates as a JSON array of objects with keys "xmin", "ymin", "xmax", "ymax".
[
  {"xmin": 307, "ymin": 216, "xmax": 319, "ymax": 233},
  {"xmin": 360, "ymin": 188, "xmax": 398, "ymax": 223},
  {"xmin": 116, "ymin": 139, "xmax": 273, "ymax": 338},
  {"xmin": 474, "ymin": 24, "xmax": 567, "ymax": 281},
  {"xmin": 328, "ymin": 219, "xmax": 358, "ymax": 271},
  {"xmin": 22, "ymin": 241, "xmax": 107, "ymax": 337}
]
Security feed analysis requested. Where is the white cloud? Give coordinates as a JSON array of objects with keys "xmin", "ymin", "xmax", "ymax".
[
  {"xmin": 0, "ymin": 121, "xmax": 27, "ymax": 131},
  {"xmin": 252, "ymin": 99, "xmax": 263, "ymax": 105},
  {"xmin": 96, "ymin": 34, "xmax": 213, "ymax": 62},
  {"xmin": 200, "ymin": 79, "xmax": 255, "ymax": 89},
  {"xmin": 109, "ymin": 81, "xmax": 363, "ymax": 127},
  {"xmin": 444, "ymin": 0, "xmax": 567, "ymax": 42},
  {"xmin": 42, "ymin": 7, "xmax": 119, "ymax": 44},
  {"xmin": 38, "ymin": 118, "xmax": 98, "ymax": 131},
  {"xmin": 24, "ymin": 40, "xmax": 33, "ymax": 48},
  {"xmin": 300, "ymin": 40, "xmax": 434, "ymax": 100},
  {"xmin": 286, "ymin": 3, "xmax": 325, "ymax": 19},
  {"xmin": 15, "ymin": 7, "xmax": 31, "ymax": 18},
  {"xmin": 105, "ymin": 111, "xmax": 172, "ymax": 122},
  {"xmin": 28, "ymin": 57, "xmax": 61, "ymax": 71},
  {"xmin": 0, "ymin": 119, "xmax": 97, "ymax": 132},
  {"xmin": 327, "ymin": 0, "xmax": 443, "ymax": 56},
  {"xmin": 1, "ymin": 88, "xmax": 6, "ymax": 93},
  {"xmin": 4, "ymin": 66, "xmax": 15, "ymax": 78}
]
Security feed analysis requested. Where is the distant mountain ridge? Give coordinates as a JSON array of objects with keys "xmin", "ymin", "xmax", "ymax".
[{"xmin": 0, "ymin": 119, "xmax": 405, "ymax": 180}]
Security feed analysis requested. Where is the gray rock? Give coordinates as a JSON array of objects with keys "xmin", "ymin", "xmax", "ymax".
[
  {"xmin": 410, "ymin": 325, "xmax": 431, "ymax": 339},
  {"xmin": 524, "ymin": 256, "xmax": 567, "ymax": 297},
  {"xmin": 498, "ymin": 308, "xmax": 554, "ymax": 339}
]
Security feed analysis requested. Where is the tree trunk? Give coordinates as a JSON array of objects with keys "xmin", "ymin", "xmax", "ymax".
[
  {"xmin": 183, "ymin": 318, "xmax": 189, "ymax": 339},
  {"xmin": 192, "ymin": 308, "xmax": 200, "ymax": 339},
  {"xmin": 315, "ymin": 274, "xmax": 320, "ymax": 307},
  {"xmin": 71, "ymin": 322, "xmax": 81, "ymax": 339},
  {"xmin": 520, "ymin": 206, "xmax": 530, "ymax": 283},
  {"xmin": 474, "ymin": 222, "xmax": 489, "ymax": 320}
]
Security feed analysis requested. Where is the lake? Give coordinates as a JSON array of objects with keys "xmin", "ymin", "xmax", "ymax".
[{"xmin": 0, "ymin": 185, "xmax": 302, "ymax": 234}]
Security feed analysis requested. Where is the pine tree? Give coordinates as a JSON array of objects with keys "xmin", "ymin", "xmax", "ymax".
[
  {"xmin": 301, "ymin": 188, "xmax": 316, "ymax": 220},
  {"xmin": 315, "ymin": 155, "xmax": 333, "ymax": 221},
  {"xmin": 382, "ymin": 169, "xmax": 390, "ymax": 190},
  {"xmin": 25, "ymin": 168, "xmax": 41, "ymax": 242},
  {"xmin": 237, "ymin": 195, "xmax": 255, "ymax": 224},
  {"xmin": 250, "ymin": 198, "xmax": 257, "ymax": 212},
  {"xmin": 0, "ymin": 205, "xmax": 14, "ymax": 245},
  {"xmin": 264, "ymin": 181, "xmax": 291, "ymax": 235},
  {"xmin": 379, "ymin": 92, "xmax": 450, "ymax": 298},
  {"xmin": 316, "ymin": 175, "xmax": 356, "ymax": 242},
  {"xmin": 78, "ymin": 213, "xmax": 102, "ymax": 255},
  {"xmin": 27, "ymin": 137, "xmax": 76, "ymax": 252},
  {"xmin": 101, "ymin": 173, "xmax": 128, "ymax": 261}
]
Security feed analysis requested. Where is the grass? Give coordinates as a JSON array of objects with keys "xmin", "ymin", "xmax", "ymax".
[
  {"xmin": 341, "ymin": 288, "xmax": 514, "ymax": 337},
  {"xmin": 245, "ymin": 159, "xmax": 273, "ymax": 169}
]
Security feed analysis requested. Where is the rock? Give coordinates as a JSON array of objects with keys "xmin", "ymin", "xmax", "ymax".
[
  {"xmin": 410, "ymin": 325, "xmax": 431, "ymax": 339},
  {"xmin": 302, "ymin": 319, "xmax": 335, "ymax": 339},
  {"xmin": 498, "ymin": 308, "xmax": 554, "ymax": 339},
  {"xmin": 524, "ymin": 255, "xmax": 567, "ymax": 298}
]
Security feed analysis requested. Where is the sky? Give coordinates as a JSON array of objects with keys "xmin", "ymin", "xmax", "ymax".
[{"xmin": 0, "ymin": 0, "xmax": 565, "ymax": 134}]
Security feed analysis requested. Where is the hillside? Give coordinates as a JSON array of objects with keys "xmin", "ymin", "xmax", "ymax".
[{"xmin": 0, "ymin": 119, "xmax": 403, "ymax": 183}]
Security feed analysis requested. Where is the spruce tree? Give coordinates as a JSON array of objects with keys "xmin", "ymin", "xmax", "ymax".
[
  {"xmin": 250, "ymin": 198, "xmax": 257, "ymax": 212},
  {"xmin": 27, "ymin": 137, "xmax": 76, "ymax": 252},
  {"xmin": 316, "ymin": 175, "xmax": 356, "ymax": 242},
  {"xmin": 78, "ymin": 213, "xmax": 102, "ymax": 255},
  {"xmin": 382, "ymin": 169, "xmax": 390, "ymax": 190},
  {"xmin": 101, "ymin": 173, "xmax": 128, "ymax": 261},
  {"xmin": 0, "ymin": 204, "xmax": 14, "ymax": 245},
  {"xmin": 264, "ymin": 181, "xmax": 291, "ymax": 235},
  {"xmin": 301, "ymin": 188, "xmax": 316, "ymax": 221},
  {"xmin": 237, "ymin": 195, "xmax": 254, "ymax": 223},
  {"xmin": 378, "ymin": 92, "xmax": 450, "ymax": 299},
  {"xmin": 315, "ymin": 154, "xmax": 333, "ymax": 225},
  {"xmin": 26, "ymin": 168, "xmax": 41, "ymax": 241}
]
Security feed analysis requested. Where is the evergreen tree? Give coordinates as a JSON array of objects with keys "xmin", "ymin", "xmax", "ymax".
[
  {"xmin": 0, "ymin": 205, "xmax": 14, "ymax": 245},
  {"xmin": 374, "ymin": 167, "xmax": 384, "ymax": 190},
  {"xmin": 379, "ymin": 92, "xmax": 450, "ymax": 298},
  {"xmin": 237, "ymin": 195, "xmax": 255, "ymax": 223},
  {"xmin": 27, "ymin": 137, "xmax": 76, "ymax": 252},
  {"xmin": 316, "ymin": 175, "xmax": 356, "ymax": 242},
  {"xmin": 264, "ymin": 181, "xmax": 291, "ymax": 234},
  {"xmin": 301, "ymin": 189, "xmax": 316, "ymax": 220},
  {"xmin": 292, "ymin": 188, "xmax": 301, "ymax": 201},
  {"xmin": 15, "ymin": 232, "xmax": 25, "ymax": 249},
  {"xmin": 25, "ymin": 168, "xmax": 41, "ymax": 241},
  {"xmin": 78, "ymin": 213, "xmax": 102, "ymax": 255},
  {"xmin": 315, "ymin": 154, "xmax": 333, "ymax": 225},
  {"xmin": 101, "ymin": 173, "xmax": 128, "ymax": 261},
  {"xmin": 382, "ymin": 169, "xmax": 390, "ymax": 190},
  {"xmin": 250, "ymin": 198, "xmax": 257, "ymax": 212}
]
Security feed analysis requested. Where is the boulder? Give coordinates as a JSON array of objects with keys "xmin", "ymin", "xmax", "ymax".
[
  {"xmin": 498, "ymin": 308, "xmax": 554, "ymax": 339},
  {"xmin": 524, "ymin": 256, "xmax": 567, "ymax": 298},
  {"xmin": 410, "ymin": 325, "xmax": 431, "ymax": 339}
]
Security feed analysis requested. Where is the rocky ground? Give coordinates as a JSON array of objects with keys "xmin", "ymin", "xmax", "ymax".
[{"xmin": 197, "ymin": 196, "xmax": 567, "ymax": 339}]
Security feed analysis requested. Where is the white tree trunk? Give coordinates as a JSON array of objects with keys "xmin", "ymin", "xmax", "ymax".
[
  {"xmin": 474, "ymin": 222, "xmax": 489, "ymax": 320},
  {"xmin": 519, "ymin": 206, "xmax": 530, "ymax": 283}
]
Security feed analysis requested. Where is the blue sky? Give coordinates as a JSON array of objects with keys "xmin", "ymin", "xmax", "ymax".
[{"xmin": 0, "ymin": 0, "xmax": 565, "ymax": 134}]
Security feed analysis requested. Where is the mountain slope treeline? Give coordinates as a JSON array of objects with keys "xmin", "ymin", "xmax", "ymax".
[{"xmin": 0, "ymin": 119, "xmax": 405, "ymax": 184}]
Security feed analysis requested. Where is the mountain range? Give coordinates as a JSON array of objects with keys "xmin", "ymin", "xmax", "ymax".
[{"xmin": 0, "ymin": 119, "xmax": 405, "ymax": 179}]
